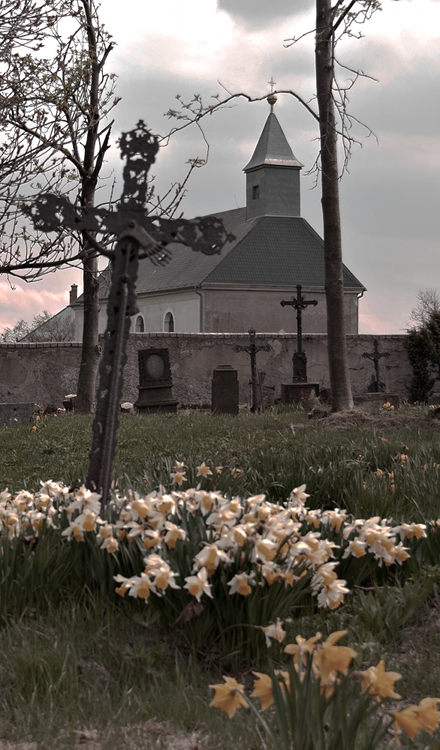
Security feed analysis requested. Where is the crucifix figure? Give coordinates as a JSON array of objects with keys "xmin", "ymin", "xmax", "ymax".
[
  {"xmin": 233, "ymin": 328, "xmax": 272, "ymax": 412},
  {"xmin": 362, "ymin": 339, "xmax": 390, "ymax": 392},
  {"xmin": 280, "ymin": 284, "xmax": 318, "ymax": 382},
  {"xmin": 26, "ymin": 121, "xmax": 234, "ymax": 510}
]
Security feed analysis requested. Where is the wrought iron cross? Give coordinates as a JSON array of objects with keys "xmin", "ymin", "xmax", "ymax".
[
  {"xmin": 25, "ymin": 121, "xmax": 234, "ymax": 510},
  {"xmin": 233, "ymin": 328, "xmax": 272, "ymax": 412},
  {"xmin": 362, "ymin": 338, "xmax": 390, "ymax": 393},
  {"xmin": 280, "ymin": 285, "xmax": 318, "ymax": 382}
]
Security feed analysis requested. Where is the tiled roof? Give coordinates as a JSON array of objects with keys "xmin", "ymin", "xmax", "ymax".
[
  {"xmin": 92, "ymin": 207, "xmax": 364, "ymax": 299},
  {"xmin": 203, "ymin": 215, "xmax": 364, "ymax": 289}
]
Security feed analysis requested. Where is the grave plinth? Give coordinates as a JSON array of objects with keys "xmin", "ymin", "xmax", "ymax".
[
  {"xmin": 281, "ymin": 383, "xmax": 320, "ymax": 405},
  {"xmin": 135, "ymin": 349, "xmax": 178, "ymax": 414},
  {"xmin": 212, "ymin": 365, "xmax": 239, "ymax": 415},
  {"xmin": 0, "ymin": 402, "xmax": 35, "ymax": 426}
]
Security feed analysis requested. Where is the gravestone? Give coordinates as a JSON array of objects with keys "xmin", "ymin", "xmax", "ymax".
[
  {"xmin": 280, "ymin": 285, "xmax": 319, "ymax": 403},
  {"xmin": 0, "ymin": 402, "xmax": 35, "ymax": 426},
  {"xmin": 212, "ymin": 365, "xmax": 239, "ymax": 415},
  {"xmin": 233, "ymin": 329, "xmax": 272, "ymax": 412},
  {"xmin": 134, "ymin": 348, "xmax": 178, "ymax": 414}
]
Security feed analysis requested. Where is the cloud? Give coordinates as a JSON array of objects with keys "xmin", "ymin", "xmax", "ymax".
[
  {"xmin": 217, "ymin": 0, "xmax": 313, "ymax": 27},
  {"xmin": 0, "ymin": 268, "xmax": 82, "ymax": 332}
]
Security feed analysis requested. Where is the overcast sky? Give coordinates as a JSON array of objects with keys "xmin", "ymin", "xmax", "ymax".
[{"xmin": 1, "ymin": 0, "xmax": 439, "ymax": 334}]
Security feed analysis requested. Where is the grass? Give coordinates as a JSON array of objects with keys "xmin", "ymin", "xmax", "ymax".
[{"xmin": 1, "ymin": 404, "xmax": 440, "ymax": 748}]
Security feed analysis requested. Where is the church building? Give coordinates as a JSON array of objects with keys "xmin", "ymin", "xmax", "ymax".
[{"xmin": 73, "ymin": 95, "xmax": 365, "ymax": 338}]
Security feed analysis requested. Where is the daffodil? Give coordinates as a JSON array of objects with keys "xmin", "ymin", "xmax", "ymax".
[
  {"xmin": 313, "ymin": 631, "xmax": 357, "ymax": 685},
  {"xmin": 184, "ymin": 567, "xmax": 213, "ymax": 601},
  {"xmin": 100, "ymin": 536, "xmax": 119, "ymax": 553},
  {"xmin": 209, "ymin": 677, "xmax": 248, "ymax": 718},
  {"xmin": 289, "ymin": 484, "xmax": 310, "ymax": 506},
  {"xmin": 251, "ymin": 672, "xmax": 274, "ymax": 710},
  {"xmin": 227, "ymin": 571, "xmax": 256, "ymax": 596},
  {"xmin": 285, "ymin": 632, "xmax": 322, "ymax": 666},
  {"xmin": 393, "ymin": 705, "xmax": 421, "ymax": 740},
  {"xmin": 260, "ymin": 618, "xmax": 286, "ymax": 647},
  {"xmin": 358, "ymin": 660, "xmax": 401, "ymax": 701},
  {"xmin": 417, "ymin": 697, "xmax": 440, "ymax": 733},
  {"xmin": 197, "ymin": 462, "xmax": 213, "ymax": 478}
]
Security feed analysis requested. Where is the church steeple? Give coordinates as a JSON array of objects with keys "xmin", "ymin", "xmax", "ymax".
[{"xmin": 244, "ymin": 93, "xmax": 303, "ymax": 220}]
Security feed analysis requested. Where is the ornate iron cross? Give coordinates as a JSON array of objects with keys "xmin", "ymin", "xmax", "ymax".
[
  {"xmin": 280, "ymin": 284, "xmax": 318, "ymax": 382},
  {"xmin": 362, "ymin": 338, "xmax": 390, "ymax": 393},
  {"xmin": 233, "ymin": 328, "xmax": 272, "ymax": 412},
  {"xmin": 25, "ymin": 121, "xmax": 234, "ymax": 510}
]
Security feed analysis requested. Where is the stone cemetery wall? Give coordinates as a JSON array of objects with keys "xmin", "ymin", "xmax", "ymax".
[
  {"xmin": 0, "ymin": 342, "xmax": 82, "ymax": 408},
  {"xmin": 0, "ymin": 334, "xmax": 412, "ymax": 410}
]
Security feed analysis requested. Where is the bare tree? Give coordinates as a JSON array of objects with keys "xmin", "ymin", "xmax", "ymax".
[
  {"xmin": 0, "ymin": 0, "xmax": 118, "ymax": 411},
  {"xmin": 408, "ymin": 289, "xmax": 440, "ymax": 330}
]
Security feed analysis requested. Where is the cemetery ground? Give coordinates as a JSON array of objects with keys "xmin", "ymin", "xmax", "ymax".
[{"xmin": 1, "ymin": 405, "xmax": 440, "ymax": 749}]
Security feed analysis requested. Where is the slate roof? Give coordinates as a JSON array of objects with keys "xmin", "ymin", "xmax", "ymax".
[
  {"xmin": 91, "ymin": 206, "xmax": 364, "ymax": 300},
  {"xmin": 244, "ymin": 112, "xmax": 303, "ymax": 171}
]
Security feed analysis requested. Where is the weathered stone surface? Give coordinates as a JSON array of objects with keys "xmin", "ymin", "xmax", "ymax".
[
  {"xmin": 212, "ymin": 365, "xmax": 239, "ymax": 415},
  {"xmin": 354, "ymin": 393, "xmax": 400, "ymax": 410},
  {"xmin": 281, "ymin": 383, "xmax": 319, "ymax": 404},
  {"xmin": 0, "ymin": 335, "xmax": 413, "ymax": 409},
  {"xmin": 0, "ymin": 402, "xmax": 35, "ymax": 426}
]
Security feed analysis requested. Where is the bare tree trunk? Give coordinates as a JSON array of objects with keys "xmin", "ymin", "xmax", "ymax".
[
  {"xmin": 315, "ymin": 0, "xmax": 353, "ymax": 411},
  {"xmin": 74, "ymin": 0, "xmax": 110, "ymax": 412},
  {"xmin": 76, "ymin": 249, "xmax": 101, "ymax": 412}
]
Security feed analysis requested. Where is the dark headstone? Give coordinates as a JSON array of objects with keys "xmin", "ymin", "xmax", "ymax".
[
  {"xmin": 212, "ymin": 365, "xmax": 239, "ymax": 415},
  {"xmin": 135, "ymin": 348, "xmax": 178, "ymax": 414},
  {"xmin": 0, "ymin": 402, "xmax": 35, "ymax": 426},
  {"xmin": 63, "ymin": 394, "xmax": 77, "ymax": 411}
]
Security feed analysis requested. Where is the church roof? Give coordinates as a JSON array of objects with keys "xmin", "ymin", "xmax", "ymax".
[
  {"xmin": 243, "ymin": 112, "xmax": 303, "ymax": 171},
  {"xmin": 103, "ymin": 207, "xmax": 363, "ymax": 296}
]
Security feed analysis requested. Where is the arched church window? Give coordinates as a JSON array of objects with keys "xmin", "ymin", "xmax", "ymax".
[
  {"xmin": 164, "ymin": 312, "xmax": 174, "ymax": 332},
  {"xmin": 135, "ymin": 315, "xmax": 145, "ymax": 333}
]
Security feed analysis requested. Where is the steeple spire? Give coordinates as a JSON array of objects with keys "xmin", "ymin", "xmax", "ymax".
[{"xmin": 244, "ymin": 93, "xmax": 303, "ymax": 220}]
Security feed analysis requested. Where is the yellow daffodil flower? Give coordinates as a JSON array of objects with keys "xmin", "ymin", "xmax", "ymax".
[
  {"xmin": 393, "ymin": 705, "xmax": 421, "ymax": 740},
  {"xmin": 358, "ymin": 660, "xmax": 402, "ymax": 701},
  {"xmin": 251, "ymin": 672, "xmax": 274, "ymax": 710},
  {"xmin": 209, "ymin": 677, "xmax": 248, "ymax": 718}
]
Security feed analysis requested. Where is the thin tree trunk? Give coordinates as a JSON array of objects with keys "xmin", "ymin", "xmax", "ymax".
[
  {"xmin": 76, "ymin": 247, "xmax": 100, "ymax": 412},
  {"xmin": 315, "ymin": 0, "xmax": 353, "ymax": 411},
  {"xmin": 74, "ymin": 0, "xmax": 108, "ymax": 412}
]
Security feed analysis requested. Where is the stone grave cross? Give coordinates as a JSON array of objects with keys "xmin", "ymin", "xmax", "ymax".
[
  {"xmin": 26, "ymin": 121, "xmax": 234, "ymax": 510},
  {"xmin": 233, "ymin": 328, "xmax": 272, "ymax": 412},
  {"xmin": 362, "ymin": 338, "xmax": 390, "ymax": 392},
  {"xmin": 280, "ymin": 284, "xmax": 318, "ymax": 382}
]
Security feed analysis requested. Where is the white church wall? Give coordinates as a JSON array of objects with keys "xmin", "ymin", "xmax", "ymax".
[
  {"xmin": 134, "ymin": 290, "xmax": 200, "ymax": 333},
  {"xmin": 203, "ymin": 288, "xmax": 359, "ymax": 334}
]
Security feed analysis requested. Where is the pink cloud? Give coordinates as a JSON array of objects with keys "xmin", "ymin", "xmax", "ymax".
[{"xmin": 0, "ymin": 267, "xmax": 82, "ymax": 331}]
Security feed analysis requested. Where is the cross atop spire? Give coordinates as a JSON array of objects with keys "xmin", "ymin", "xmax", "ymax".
[{"xmin": 267, "ymin": 77, "xmax": 277, "ymax": 112}]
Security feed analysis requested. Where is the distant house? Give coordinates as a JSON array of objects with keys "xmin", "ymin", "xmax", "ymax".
[
  {"xmin": 73, "ymin": 97, "xmax": 365, "ymax": 337},
  {"xmin": 21, "ymin": 286, "xmax": 77, "ymax": 341}
]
